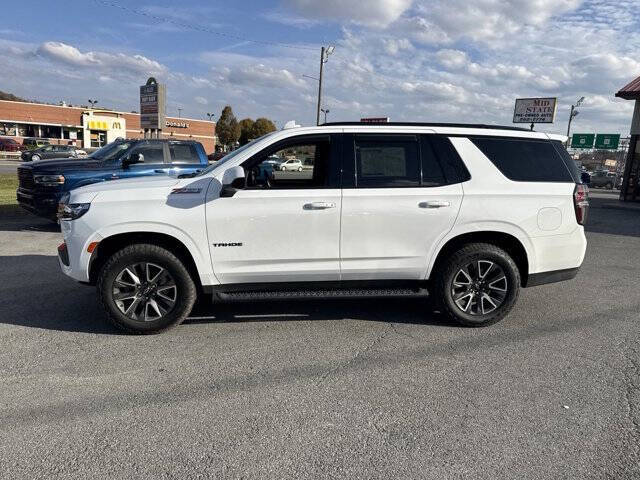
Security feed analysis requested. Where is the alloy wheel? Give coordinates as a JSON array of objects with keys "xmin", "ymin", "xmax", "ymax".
[
  {"xmin": 112, "ymin": 262, "xmax": 177, "ymax": 322},
  {"xmin": 451, "ymin": 260, "xmax": 508, "ymax": 316}
]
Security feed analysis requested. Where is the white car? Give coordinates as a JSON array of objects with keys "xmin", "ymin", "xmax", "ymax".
[
  {"xmin": 57, "ymin": 121, "xmax": 588, "ymax": 334},
  {"xmin": 279, "ymin": 158, "xmax": 303, "ymax": 171}
]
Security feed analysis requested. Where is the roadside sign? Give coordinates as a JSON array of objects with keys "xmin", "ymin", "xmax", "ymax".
[
  {"xmin": 139, "ymin": 77, "xmax": 166, "ymax": 130},
  {"xmin": 360, "ymin": 117, "xmax": 389, "ymax": 123},
  {"xmin": 513, "ymin": 97, "xmax": 557, "ymax": 124},
  {"xmin": 571, "ymin": 133, "xmax": 595, "ymax": 149},
  {"xmin": 594, "ymin": 134, "xmax": 620, "ymax": 150}
]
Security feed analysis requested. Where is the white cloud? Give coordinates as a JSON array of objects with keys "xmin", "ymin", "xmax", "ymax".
[
  {"xmin": 403, "ymin": 0, "xmax": 583, "ymax": 45},
  {"xmin": 194, "ymin": 96, "xmax": 208, "ymax": 105},
  {"xmin": 36, "ymin": 42, "xmax": 166, "ymax": 75},
  {"xmin": 282, "ymin": 0, "xmax": 413, "ymax": 27},
  {"xmin": 436, "ymin": 49, "xmax": 467, "ymax": 69}
]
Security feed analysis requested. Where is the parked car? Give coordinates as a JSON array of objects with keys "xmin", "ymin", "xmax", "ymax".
[
  {"xmin": 56, "ymin": 121, "xmax": 587, "ymax": 334},
  {"xmin": 21, "ymin": 144, "xmax": 79, "ymax": 162},
  {"xmin": 22, "ymin": 138, "xmax": 50, "ymax": 149},
  {"xmin": 0, "ymin": 137, "xmax": 24, "ymax": 152},
  {"xmin": 207, "ymin": 151, "xmax": 226, "ymax": 162},
  {"xmin": 17, "ymin": 138, "xmax": 208, "ymax": 220},
  {"xmin": 589, "ymin": 170, "xmax": 617, "ymax": 189},
  {"xmin": 580, "ymin": 170, "xmax": 591, "ymax": 185},
  {"xmin": 279, "ymin": 158, "xmax": 303, "ymax": 171},
  {"xmin": 262, "ymin": 155, "xmax": 282, "ymax": 167}
]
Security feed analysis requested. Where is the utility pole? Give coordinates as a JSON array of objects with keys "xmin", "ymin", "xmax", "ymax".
[
  {"xmin": 178, "ymin": 107, "xmax": 182, "ymax": 118},
  {"xmin": 566, "ymin": 96, "xmax": 585, "ymax": 146},
  {"xmin": 316, "ymin": 46, "xmax": 334, "ymax": 126}
]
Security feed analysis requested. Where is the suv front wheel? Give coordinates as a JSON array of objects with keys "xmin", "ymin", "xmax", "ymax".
[
  {"xmin": 434, "ymin": 243, "xmax": 520, "ymax": 327},
  {"xmin": 97, "ymin": 244, "xmax": 197, "ymax": 334}
]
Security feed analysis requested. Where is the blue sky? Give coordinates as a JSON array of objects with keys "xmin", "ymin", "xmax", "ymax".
[{"xmin": 2, "ymin": 0, "xmax": 639, "ymax": 134}]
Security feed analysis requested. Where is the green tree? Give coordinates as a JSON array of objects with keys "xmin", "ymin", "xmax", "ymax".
[
  {"xmin": 216, "ymin": 105, "xmax": 240, "ymax": 149},
  {"xmin": 238, "ymin": 118, "xmax": 255, "ymax": 145},
  {"xmin": 251, "ymin": 117, "xmax": 277, "ymax": 139}
]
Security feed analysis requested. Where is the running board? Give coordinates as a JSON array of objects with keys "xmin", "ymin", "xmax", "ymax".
[{"xmin": 211, "ymin": 285, "xmax": 428, "ymax": 302}]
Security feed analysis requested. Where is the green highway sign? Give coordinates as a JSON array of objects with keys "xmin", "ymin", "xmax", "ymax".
[
  {"xmin": 571, "ymin": 133, "xmax": 595, "ymax": 149},
  {"xmin": 594, "ymin": 134, "xmax": 620, "ymax": 150}
]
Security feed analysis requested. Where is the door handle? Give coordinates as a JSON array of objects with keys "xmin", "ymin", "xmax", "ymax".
[
  {"xmin": 419, "ymin": 200, "xmax": 451, "ymax": 209},
  {"xmin": 154, "ymin": 169, "xmax": 166, "ymax": 173},
  {"xmin": 303, "ymin": 201, "xmax": 336, "ymax": 210}
]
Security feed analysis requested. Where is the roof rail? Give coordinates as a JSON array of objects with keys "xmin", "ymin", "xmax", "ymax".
[{"xmin": 321, "ymin": 121, "xmax": 531, "ymax": 132}]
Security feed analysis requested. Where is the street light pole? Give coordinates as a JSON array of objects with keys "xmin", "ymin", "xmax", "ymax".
[
  {"xmin": 566, "ymin": 96, "xmax": 585, "ymax": 146},
  {"xmin": 321, "ymin": 108, "xmax": 330, "ymax": 124},
  {"xmin": 88, "ymin": 99, "xmax": 98, "ymax": 109}
]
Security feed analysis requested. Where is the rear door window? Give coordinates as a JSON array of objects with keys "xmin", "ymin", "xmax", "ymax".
[
  {"xmin": 355, "ymin": 135, "xmax": 420, "ymax": 188},
  {"xmin": 470, "ymin": 137, "xmax": 573, "ymax": 182}
]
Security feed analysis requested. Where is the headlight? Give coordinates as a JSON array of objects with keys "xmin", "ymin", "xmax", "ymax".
[
  {"xmin": 34, "ymin": 174, "xmax": 65, "ymax": 186},
  {"xmin": 57, "ymin": 203, "xmax": 90, "ymax": 221}
]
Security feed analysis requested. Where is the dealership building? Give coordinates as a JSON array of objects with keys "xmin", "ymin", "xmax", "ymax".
[
  {"xmin": 616, "ymin": 75, "xmax": 640, "ymax": 202},
  {"xmin": 0, "ymin": 100, "xmax": 216, "ymax": 153}
]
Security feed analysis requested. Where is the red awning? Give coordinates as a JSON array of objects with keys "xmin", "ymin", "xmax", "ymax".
[{"xmin": 616, "ymin": 75, "xmax": 640, "ymax": 100}]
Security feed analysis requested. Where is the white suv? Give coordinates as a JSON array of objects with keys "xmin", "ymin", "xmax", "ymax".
[{"xmin": 57, "ymin": 122, "xmax": 588, "ymax": 334}]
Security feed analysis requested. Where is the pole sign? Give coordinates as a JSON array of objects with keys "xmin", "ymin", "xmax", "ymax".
[
  {"xmin": 594, "ymin": 134, "xmax": 620, "ymax": 150},
  {"xmin": 571, "ymin": 133, "xmax": 595, "ymax": 149},
  {"xmin": 512, "ymin": 97, "xmax": 557, "ymax": 124},
  {"xmin": 139, "ymin": 77, "xmax": 166, "ymax": 130}
]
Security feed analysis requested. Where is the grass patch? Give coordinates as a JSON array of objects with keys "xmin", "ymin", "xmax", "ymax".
[{"xmin": 0, "ymin": 173, "xmax": 18, "ymax": 206}]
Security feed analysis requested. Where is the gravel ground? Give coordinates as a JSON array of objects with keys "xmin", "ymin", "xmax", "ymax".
[{"xmin": 0, "ymin": 192, "xmax": 638, "ymax": 479}]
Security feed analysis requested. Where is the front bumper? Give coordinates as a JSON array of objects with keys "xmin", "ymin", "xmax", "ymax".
[
  {"xmin": 16, "ymin": 189, "xmax": 61, "ymax": 219},
  {"xmin": 58, "ymin": 218, "xmax": 103, "ymax": 283}
]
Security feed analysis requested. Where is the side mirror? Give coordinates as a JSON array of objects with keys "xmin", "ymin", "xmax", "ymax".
[
  {"xmin": 123, "ymin": 152, "xmax": 144, "ymax": 168},
  {"xmin": 220, "ymin": 166, "xmax": 245, "ymax": 197}
]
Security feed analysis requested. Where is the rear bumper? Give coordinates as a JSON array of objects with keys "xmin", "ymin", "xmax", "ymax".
[{"xmin": 524, "ymin": 267, "xmax": 579, "ymax": 287}]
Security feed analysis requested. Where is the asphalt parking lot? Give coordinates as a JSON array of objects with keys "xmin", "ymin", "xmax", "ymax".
[{"xmin": 1, "ymin": 192, "xmax": 639, "ymax": 479}]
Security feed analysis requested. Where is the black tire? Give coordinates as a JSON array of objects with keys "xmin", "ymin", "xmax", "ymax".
[
  {"xmin": 433, "ymin": 243, "xmax": 520, "ymax": 327},
  {"xmin": 97, "ymin": 243, "xmax": 197, "ymax": 334}
]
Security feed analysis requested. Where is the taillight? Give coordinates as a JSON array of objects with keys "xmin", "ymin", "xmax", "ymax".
[{"xmin": 573, "ymin": 184, "xmax": 589, "ymax": 225}]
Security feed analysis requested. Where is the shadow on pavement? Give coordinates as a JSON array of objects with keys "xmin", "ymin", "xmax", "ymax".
[
  {"xmin": 0, "ymin": 254, "xmax": 455, "ymax": 335},
  {"xmin": 584, "ymin": 196, "xmax": 640, "ymax": 238},
  {"xmin": 0, "ymin": 205, "xmax": 60, "ymax": 232}
]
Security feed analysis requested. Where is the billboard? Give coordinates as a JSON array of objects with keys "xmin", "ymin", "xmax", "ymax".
[
  {"xmin": 513, "ymin": 97, "xmax": 557, "ymax": 124},
  {"xmin": 139, "ymin": 77, "xmax": 166, "ymax": 130}
]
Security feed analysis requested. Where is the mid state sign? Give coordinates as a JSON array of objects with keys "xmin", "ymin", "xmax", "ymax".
[{"xmin": 513, "ymin": 97, "xmax": 557, "ymax": 124}]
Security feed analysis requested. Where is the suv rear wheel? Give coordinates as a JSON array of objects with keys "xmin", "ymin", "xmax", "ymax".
[
  {"xmin": 434, "ymin": 243, "xmax": 520, "ymax": 327},
  {"xmin": 97, "ymin": 244, "xmax": 197, "ymax": 334}
]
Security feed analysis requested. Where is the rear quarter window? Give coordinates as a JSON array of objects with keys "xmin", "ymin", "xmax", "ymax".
[{"xmin": 470, "ymin": 137, "xmax": 574, "ymax": 182}]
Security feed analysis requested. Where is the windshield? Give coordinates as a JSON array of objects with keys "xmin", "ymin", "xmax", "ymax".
[
  {"xmin": 195, "ymin": 133, "xmax": 276, "ymax": 176},
  {"xmin": 89, "ymin": 141, "xmax": 133, "ymax": 161}
]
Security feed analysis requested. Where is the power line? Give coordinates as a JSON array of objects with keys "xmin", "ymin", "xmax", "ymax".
[{"xmin": 94, "ymin": 0, "xmax": 319, "ymax": 52}]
